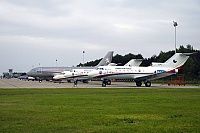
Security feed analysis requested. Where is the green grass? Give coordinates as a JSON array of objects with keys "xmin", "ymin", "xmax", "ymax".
[{"xmin": 0, "ymin": 88, "xmax": 200, "ymax": 132}]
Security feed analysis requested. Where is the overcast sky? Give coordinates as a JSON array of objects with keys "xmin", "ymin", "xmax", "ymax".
[{"xmin": 0, "ymin": 0, "xmax": 199, "ymax": 74}]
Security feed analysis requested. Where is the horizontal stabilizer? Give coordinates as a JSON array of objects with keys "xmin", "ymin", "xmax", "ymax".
[
  {"xmin": 150, "ymin": 53, "xmax": 192, "ymax": 69},
  {"xmin": 124, "ymin": 59, "xmax": 143, "ymax": 67},
  {"xmin": 108, "ymin": 63, "xmax": 117, "ymax": 66}
]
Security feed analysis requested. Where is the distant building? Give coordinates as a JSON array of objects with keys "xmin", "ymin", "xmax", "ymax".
[{"xmin": 3, "ymin": 72, "xmax": 11, "ymax": 79}]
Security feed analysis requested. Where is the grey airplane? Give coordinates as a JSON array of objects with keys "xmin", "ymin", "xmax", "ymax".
[{"xmin": 27, "ymin": 51, "xmax": 113, "ymax": 82}]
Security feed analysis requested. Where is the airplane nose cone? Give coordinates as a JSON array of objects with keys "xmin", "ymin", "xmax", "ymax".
[
  {"xmin": 53, "ymin": 76, "xmax": 59, "ymax": 80},
  {"xmin": 53, "ymin": 75, "xmax": 64, "ymax": 80},
  {"xmin": 27, "ymin": 71, "xmax": 34, "ymax": 76}
]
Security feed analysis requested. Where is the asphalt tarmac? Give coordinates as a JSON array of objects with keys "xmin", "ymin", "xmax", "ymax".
[{"xmin": 0, "ymin": 78, "xmax": 199, "ymax": 88}]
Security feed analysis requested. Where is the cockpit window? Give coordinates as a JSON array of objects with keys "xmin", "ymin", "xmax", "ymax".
[
  {"xmin": 61, "ymin": 72, "xmax": 65, "ymax": 75},
  {"xmin": 30, "ymin": 68, "xmax": 37, "ymax": 72},
  {"xmin": 97, "ymin": 68, "xmax": 104, "ymax": 70}
]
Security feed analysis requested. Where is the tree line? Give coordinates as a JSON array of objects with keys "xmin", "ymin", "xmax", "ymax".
[{"xmin": 79, "ymin": 45, "xmax": 200, "ymax": 81}]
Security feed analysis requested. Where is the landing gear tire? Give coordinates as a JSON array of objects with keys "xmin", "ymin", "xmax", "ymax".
[
  {"xmin": 102, "ymin": 81, "xmax": 107, "ymax": 87},
  {"xmin": 102, "ymin": 82, "xmax": 106, "ymax": 87},
  {"xmin": 145, "ymin": 81, "xmax": 151, "ymax": 87},
  {"xmin": 102, "ymin": 79, "xmax": 111, "ymax": 87},
  {"xmin": 106, "ymin": 80, "xmax": 111, "ymax": 85},
  {"xmin": 102, "ymin": 83, "xmax": 106, "ymax": 87},
  {"xmin": 136, "ymin": 81, "xmax": 142, "ymax": 87}
]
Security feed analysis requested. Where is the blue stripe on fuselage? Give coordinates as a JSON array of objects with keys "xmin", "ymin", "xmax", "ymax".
[{"xmin": 157, "ymin": 70, "xmax": 166, "ymax": 73}]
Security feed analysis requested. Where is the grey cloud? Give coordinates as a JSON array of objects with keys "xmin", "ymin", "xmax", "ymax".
[{"xmin": 0, "ymin": 0, "xmax": 199, "ymax": 74}]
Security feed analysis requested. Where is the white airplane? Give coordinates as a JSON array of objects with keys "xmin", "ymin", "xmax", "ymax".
[
  {"xmin": 53, "ymin": 68, "xmax": 94, "ymax": 84},
  {"xmin": 88, "ymin": 53, "xmax": 192, "ymax": 87},
  {"xmin": 53, "ymin": 58, "xmax": 143, "ymax": 84},
  {"xmin": 27, "ymin": 51, "xmax": 113, "ymax": 82}
]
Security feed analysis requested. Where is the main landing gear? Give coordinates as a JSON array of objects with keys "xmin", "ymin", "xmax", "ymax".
[
  {"xmin": 136, "ymin": 81, "xmax": 142, "ymax": 87},
  {"xmin": 102, "ymin": 79, "xmax": 111, "ymax": 87},
  {"xmin": 101, "ymin": 79, "xmax": 151, "ymax": 87},
  {"xmin": 144, "ymin": 81, "xmax": 151, "ymax": 87},
  {"xmin": 135, "ymin": 80, "xmax": 151, "ymax": 87}
]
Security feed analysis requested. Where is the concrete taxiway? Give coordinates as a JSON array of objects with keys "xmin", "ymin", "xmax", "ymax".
[{"xmin": 0, "ymin": 78, "xmax": 199, "ymax": 88}]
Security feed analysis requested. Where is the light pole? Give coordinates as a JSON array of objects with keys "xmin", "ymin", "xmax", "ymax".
[
  {"xmin": 56, "ymin": 59, "xmax": 57, "ymax": 67},
  {"xmin": 173, "ymin": 21, "xmax": 178, "ymax": 53},
  {"xmin": 83, "ymin": 51, "xmax": 85, "ymax": 66}
]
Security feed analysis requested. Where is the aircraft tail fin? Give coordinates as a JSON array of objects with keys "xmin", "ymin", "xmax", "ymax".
[
  {"xmin": 152, "ymin": 53, "xmax": 192, "ymax": 69},
  {"xmin": 96, "ymin": 51, "xmax": 114, "ymax": 66}
]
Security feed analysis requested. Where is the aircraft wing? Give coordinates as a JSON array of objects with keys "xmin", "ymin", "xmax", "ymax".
[{"xmin": 134, "ymin": 70, "xmax": 176, "ymax": 81}]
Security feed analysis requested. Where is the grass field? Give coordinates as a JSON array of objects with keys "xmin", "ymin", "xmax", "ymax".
[{"xmin": 0, "ymin": 87, "xmax": 200, "ymax": 132}]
